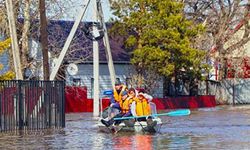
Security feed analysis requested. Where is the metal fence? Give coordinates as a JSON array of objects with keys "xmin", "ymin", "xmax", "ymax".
[
  {"xmin": 209, "ymin": 79, "xmax": 250, "ymax": 104},
  {"xmin": 0, "ymin": 80, "xmax": 65, "ymax": 132}
]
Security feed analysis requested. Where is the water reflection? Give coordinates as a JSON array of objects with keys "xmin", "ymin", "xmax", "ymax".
[
  {"xmin": 0, "ymin": 106, "xmax": 250, "ymax": 149},
  {"xmin": 134, "ymin": 134, "xmax": 153, "ymax": 150},
  {"xmin": 111, "ymin": 133, "xmax": 153, "ymax": 150},
  {"xmin": 110, "ymin": 133, "xmax": 194, "ymax": 150}
]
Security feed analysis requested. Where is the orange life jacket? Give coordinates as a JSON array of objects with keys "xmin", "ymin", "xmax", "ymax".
[
  {"xmin": 119, "ymin": 97, "xmax": 133, "ymax": 114},
  {"xmin": 135, "ymin": 98, "xmax": 151, "ymax": 116},
  {"xmin": 113, "ymin": 85, "xmax": 127, "ymax": 103}
]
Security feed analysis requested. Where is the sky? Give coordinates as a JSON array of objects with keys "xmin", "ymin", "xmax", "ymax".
[{"xmin": 56, "ymin": 0, "xmax": 114, "ymax": 22}]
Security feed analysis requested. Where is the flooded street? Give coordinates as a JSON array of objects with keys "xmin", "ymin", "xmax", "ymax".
[{"xmin": 1, "ymin": 105, "xmax": 250, "ymax": 149}]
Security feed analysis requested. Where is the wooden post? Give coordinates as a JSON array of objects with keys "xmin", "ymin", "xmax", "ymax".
[
  {"xmin": 39, "ymin": 0, "xmax": 49, "ymax": 80},
  {"xmin": 5, "ymin": 0, "xmax": 23, "ymax": 80}
]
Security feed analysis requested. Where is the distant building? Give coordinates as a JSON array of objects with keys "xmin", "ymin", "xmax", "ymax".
[{"xmin": 209, "ymin": 17, "xmax": 250, "ymax": 80}]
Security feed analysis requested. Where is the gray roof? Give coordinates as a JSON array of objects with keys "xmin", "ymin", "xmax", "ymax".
[{"xmin": 29, "ymin": 20, "xmax": 130, "ymax": 62}]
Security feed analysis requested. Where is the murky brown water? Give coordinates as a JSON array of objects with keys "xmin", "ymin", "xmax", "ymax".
[{"xmin": 1, "ymin": 105, "xmax": 250, "ymax": 149}]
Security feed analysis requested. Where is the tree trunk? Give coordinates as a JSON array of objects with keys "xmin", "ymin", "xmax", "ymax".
[
  {"xmin": 39, "ymin": 0, "xmax": 49, "ymax": 80},
  {"xmin": 21, "ymin": 0, "xmax": 30, "ymax": 77}
]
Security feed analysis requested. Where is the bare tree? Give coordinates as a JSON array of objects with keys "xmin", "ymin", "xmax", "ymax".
[
  {"xmin": 0, "ymin": 0, "xmax": 93, "ymax": 81},
  {"xmin": 184, "ymin": 0, "xmax": 250, "ymax": 80},
  {"xmin": 127, "ymin": 69, "xmax": 161, "ymax": 95}
]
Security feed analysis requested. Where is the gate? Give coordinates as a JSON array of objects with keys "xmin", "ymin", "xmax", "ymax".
[{"xmin": 0, "ymin": 80, "xmax": 65, "ymax": 132}]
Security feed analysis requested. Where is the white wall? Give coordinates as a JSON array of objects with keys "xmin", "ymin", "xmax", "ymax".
[{"xmin": 65, "ymin": 63, "xmax": 164, "ymax": 98}]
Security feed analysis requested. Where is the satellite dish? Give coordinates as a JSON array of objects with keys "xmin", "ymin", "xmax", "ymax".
[{"xmin": 67, "ymin": 63, "xmax": 78, "ymax": 76}]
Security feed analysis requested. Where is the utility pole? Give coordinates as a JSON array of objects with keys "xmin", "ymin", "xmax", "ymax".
[
  {"xmin": 6, "ymin": 0, "xmax": 23, "ymax": 80},
  {"xmin": 39, "ymin": 0, "xmax": 49, "ymax": 80},
  {"xmin": 97, "ymin": 0, "xmax": 116, "ymax": 88},
  {"xmin": 93, "ymin": 0, "xmax": 100, "ymax": 117}
]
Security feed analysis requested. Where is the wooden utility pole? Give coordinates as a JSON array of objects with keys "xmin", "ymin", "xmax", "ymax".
[
  {"xmin": 97, "ymin": 0, "xmax": 116, "ymax": 88},
  {"xmin": 39, "ymin": 0, "xmax": 49, "ymax": 80},
  {"xmin": 6, "ymin": 0, "xmax": 23, "ymax": 80},
  {"xmin": 93, "ymin": 0, "xmax": 100, "ymax": 117}
]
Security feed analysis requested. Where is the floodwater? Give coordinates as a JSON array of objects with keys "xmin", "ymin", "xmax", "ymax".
[{"xmin": 1, "ymin": 106, "xmax": 250, "ymax": 149}]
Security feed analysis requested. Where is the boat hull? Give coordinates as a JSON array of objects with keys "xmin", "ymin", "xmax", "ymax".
[{"xmin": 98, "ymin": 118, "xmax": 162, "ymax": 133}]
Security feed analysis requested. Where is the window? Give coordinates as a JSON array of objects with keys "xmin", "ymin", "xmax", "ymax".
[{"xmin": 73, "ymin": 78, "xmax": 81, "ymax": 86}]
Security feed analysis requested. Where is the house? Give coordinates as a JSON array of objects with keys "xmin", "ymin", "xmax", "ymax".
[
  {"xmin": 209, "ymin": 16, "xmax": 250, "ymax": 80},
  {"xmin": 208, "ymin": 17, "xmax": 250, "ymax": 104},
  {"xmin": 23, "ymin": 20, "xmax": 164, "ymax": 98},
  {"xmin": 1, "ymin": 20, "xmax": 218, "ymax": 112},
  {"xmin": 51, "ymin": 21, "xmax": 165, "ymax": 98}
]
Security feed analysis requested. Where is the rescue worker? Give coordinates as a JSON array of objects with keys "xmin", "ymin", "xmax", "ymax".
[
  {"xmin": 131, "ymin": 92, "xmax": 151, "ymax": 121},
  {"xmin": 136, "ymin": 89, "xmax": 157, "ymax": 114},
  {"xmin": 131, "ymin": 91, "xmax": 157, "ymax": 132},
  {"xmin": 101, "ymin": 90, "xmax": 133, "ymax": 127},
  {"xmin": 119, "ymin": 88, "xmax": 136, "ymax": 115},
  {"xmin": 109, "ymin": 81, "xmax": 127, "ymax": 109}
]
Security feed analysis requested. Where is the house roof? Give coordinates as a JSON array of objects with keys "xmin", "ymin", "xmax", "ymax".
[{"xmin": 28, "ymin": 19, "xmax": 130, "ymax": 63}]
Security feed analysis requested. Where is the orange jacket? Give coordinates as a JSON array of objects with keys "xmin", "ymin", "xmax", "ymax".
[
  {"xmin": 135, "ymin": 98, "xmax": 151, "ymax": 116},
  {"xmin": 113, "ymin": 85, "xmax": 127, "ymax": 103},
  {"xmin": 119, "ymin": 97, "xmax": 133, "ymax": 114}
]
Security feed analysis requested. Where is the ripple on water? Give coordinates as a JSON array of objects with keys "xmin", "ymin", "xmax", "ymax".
[{"xmin": 0, "ymin": 106, "xmax": 250, "ymax": 149}]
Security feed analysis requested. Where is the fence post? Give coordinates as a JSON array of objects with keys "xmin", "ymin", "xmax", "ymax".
[
  {"xmin": 18, "ymin": 80, "xmax": 24, "ymax": 130},
  {"xmin": 232, "ymin": 80, "xmax": 235, "ymax": 106},
  {"xmin": 61, "ymin": 81, "xmax": 65, "ymax": 127}
]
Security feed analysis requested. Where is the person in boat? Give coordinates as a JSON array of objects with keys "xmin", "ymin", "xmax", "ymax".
[
  {"xmin": 101, "ymin": 89, "xmax": 133, "ymax": 127},
  {"xmin": 131, "ymin": 91, "xmax": 157, "ymax": 131},
  {"xmin": 101, "ymin": 81, "xmax": 126, "ymax": 119},
  {"xmin": 131, "ymin": 92, "xmax": 151, "ymax": 121},
  {"xmin": 109, "ymin": 81, "xmax": 127, "ymax": 110}
]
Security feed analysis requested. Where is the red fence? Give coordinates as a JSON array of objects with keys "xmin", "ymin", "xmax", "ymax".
[
  {"xmin": 65, "ymin": 86, "xmax": 216, "ymax": 113},
  {"xmin": 151, "ymin": 96, "xmax": 216, "ymax": 109}
]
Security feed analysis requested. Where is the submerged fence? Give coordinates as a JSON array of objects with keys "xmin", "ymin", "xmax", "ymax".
[
  {"xmin": 0, "ymin": 80, "xmax": 65, "ymax": 132},
  {"xmin": 202, "ymin": 79, "xmax": 250, "ymax": 105}
]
